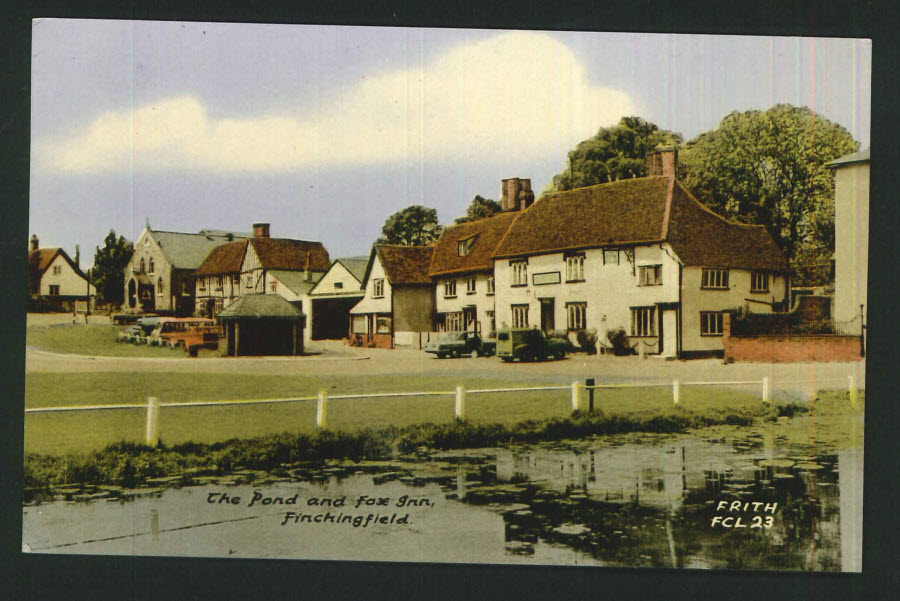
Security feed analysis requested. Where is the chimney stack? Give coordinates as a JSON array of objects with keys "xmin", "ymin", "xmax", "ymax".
[
  {"xmin": 253, "ymin": 222, "xmax": 271, "ymax": 238},
  {"xmin": 75, "ymin": 245, "xmax": 80, "ymax": 268},
  {"xmin": 645, "ymin": 145, "xmax": 677, "ymax": 178},
  {"xmin": 30, "ymin": 235, "xmax": 39, "ymax": 252},
  {"xmin": 500, "ymin": 178, "xmax": 535, "ymax": 211}
]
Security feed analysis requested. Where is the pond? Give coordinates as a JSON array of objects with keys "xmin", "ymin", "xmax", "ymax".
[{"xmin": 22, "ymin": 430, "xmax": 863, "ymax": 571}]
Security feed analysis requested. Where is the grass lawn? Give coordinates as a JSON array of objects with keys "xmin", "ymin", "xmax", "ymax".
[
  {"xmin": 25, "ymin": 371, "xmax": 777, "ymax": 455},
  {"xmin": 27, "ymin": 323, "xmax": 184, "ymax": 358}
]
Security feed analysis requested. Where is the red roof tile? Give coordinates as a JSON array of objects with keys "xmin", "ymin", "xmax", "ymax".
[
  {"xmin": 428, "ymin": 211, "xmax": 517, "ymax": 277},
  {"xmin": 250, "ymin": 238, "xmax": 331, "ymax": 272},
  {"xmin": 194, "ymin": 240, "xmax": 248, "ymax": 275},
  {"xmin": 375, "ymin": 245, "xmax": 434, "ymax": 285}
]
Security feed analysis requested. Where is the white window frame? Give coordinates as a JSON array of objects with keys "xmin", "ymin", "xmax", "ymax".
[
  {"xmin": 638, "ymin": 264, "xmax": 662, "ymax": 286},
  {"xmin": 700, "ymin": 311, "xmax": 725, "ymax": 336},
  {"xmin": 149, "ymin": 259, "xmax": 155, "ymax": 276},
  {"xmin": 444, "ymin": 279, "xmax": 457, "ymax": 298},
  {"xmin": 565, "ymin": 254, "xmax": 585, "ymax": 282},
  {"xmin": 566, "ymin": 302, "xmax": 587, "ymax": 330},
  {"xmin": 372, "ymin": 278, "xmax": 385, "ymax": 299},
  {"xmin": 486, "ymin": 275, "xmax": 495, "ymax": 295},
  {"xmin": 750, "ymin": 271, "xmax": 769, "ymax": 293},
  {"xmin": 511, "ymin": 304, "xmax": 529, "ymax": 328},
  {"xmin": 466, "ymin": 277, "xmax": 476, "ymax": 295},
  {"xmin": 631, "ymin": 307, "xmax": 656, "ymax": 337},
  {"xmin": 444, "ymin": 312, "xmax": 464, "ymax": 332},
  {"xmin": 701, "ymin": 268, "xmax": 729, "ymax": 289},
  {"xmin": 511, "ymin": 261, "xmax": 528, "ymax": 286}
]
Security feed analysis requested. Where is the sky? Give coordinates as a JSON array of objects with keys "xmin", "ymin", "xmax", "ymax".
[{"xmin": 29, "ymin": 20, "xmax": 871, "ymax": 260}]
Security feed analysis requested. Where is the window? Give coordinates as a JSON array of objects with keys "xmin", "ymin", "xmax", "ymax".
[
  {"xmin": 48, "ymin": 284, "xmax": 60, "ymax": 296},
  {"xmin": 567, "ymin": 302, "xmax": 587, "ymax": 330},
  {"xmin": 372, "ymin": 278, "xmax": 385, "ymax": 298},
  {"xmin": 511, "ymin": 304, "xmax": 529, "ymax": 328},
  {"xmin": 486, "ymin": 275, "xmax": 495, "ymax": 295},
  {"xmin": 334, "ymin": 281, "xmax": 344, "ymax": 289},
  {"xmin": 52, "ymin": 265, "xmax": 62, "ymax": 275},
  {"xmin": 270, "ymin": 280, "xmax": 278, "ymax": 293},
  {"xmin": 444, "ymin": 279, "xmax": 457, "ymax": 298},
  {"xmin": 232, "ymin": 275, "xmax": 240, "ymax": 287},
  {"xmin": 246, "ymin": 275, "xmax": 253, "ymax": 288},
  {"xmin": 457, "ymin": 236, "xmax": 475, "ymax": 257},
  {"xmin": 486, "ymin": 310, "xmax": 496, "ymax": 336},
  {"xmin": 157, "ymin": 278, "xmax": 164, "ymax": 295},
  {"xmin": 700, "ymin": 312, "xmax": 725, "ymax": 336},
  {"xmin": 466, "ymin": 277, "xmax": 476, "ymax": 295},
  {"xmin": 376, "ymin": 316, "xmax": 391, "ymax": 334},
  {"xmin": 144, "ymin": 237, "xmax": 150, "ymax": 248},
  {"xmin": 215, "ymin": 276, "xmax": 223, "ymax": 291},
  {"xmin": 214, "ymin": 299, "xmax": 224, "ymax": 312},
  {"xmin": 199, "ymin": 278, "xmax": 207, "ymax": 291},
  {"xmin": 444, "ymin": 312, "xmax": 464, "ymax": 331},
  {"xmin": 750, "ymin": 271, "xmax": 769, "ymax": 292},
  {"xmin": 140, "ymin": 258, "xmax": 146, "ymax": 273},
  {"xmin": 565, "ymin": 254, "xmax": 585, "ymax": 282},
  {"xmin": 184, "ymin": 281, "xmax": 192, "ymax": 295},
  {"xmin": 631, "ymin": 307, "xmax": 656, "ymax": 337},
  {"xmin": 638, "ymin": 265, "xmax": 662, "ymax": 286},
  {"xmin": 511, "ymin": 261, "xmax": 528, "ymax": 286},
  {"xmin": 603, "ymin": 250, "xmax": 619, "ymax": 265},
  {"xmin": 149, "ymin": 259, "xmax": 155, "ymax": 275},
  {"xmin": 701, "ymin": 268, "xmax": 729, "ymax": 289}
]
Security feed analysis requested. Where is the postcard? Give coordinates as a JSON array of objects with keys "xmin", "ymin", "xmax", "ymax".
[{"xmin": 23, "ymin": 20, "xmax": 869, "ymax": 572}]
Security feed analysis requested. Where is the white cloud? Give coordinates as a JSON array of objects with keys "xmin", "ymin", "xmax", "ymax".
[{"xmin": 35, "ymin": 31, "xmax": 633, "ymax": 173}]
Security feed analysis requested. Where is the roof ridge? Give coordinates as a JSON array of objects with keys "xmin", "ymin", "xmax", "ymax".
[
  {"xmin": 671, "ymin": 180, "xmax": 769, "ymax": 230},
  {"xmin": 541, "ymin": 175, "xmax": 670, "ymax": 201}
]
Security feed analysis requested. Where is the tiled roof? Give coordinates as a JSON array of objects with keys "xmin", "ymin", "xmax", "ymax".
[
  {"xmin": 492, "ymin": 176, "xmax": 787, "ymax": 271},
  {"xmin": 194, "ymin": 240, "xmax": 248, "ymax": 275},
  {"xmin": 249, "ymin": 238, "xmax": 331, "ymax": 272},
  {"xmin": 217, "ymin": 294, "xmax": 305, "ymax": 319},
  {"xmin": 151, "ymin": 230, "xmax": 248, "ymax": 270},
  {"xmin": 428, "ymin": 211, "xmax": 518, "ymax": 277},
  {"xmin": 372, "ymin": 245, "xmax": 434, "ymax": 285},
  {"xmin": 335, "ymin": 257, "xmax": 369, "ymax": 282},
  {"xmin": 269, "ymin": 269, "xmax": 324, "ymax": 296},
  {"xmin": 28, "ymin": 248, "xmax": 87, "ymax": 293}
]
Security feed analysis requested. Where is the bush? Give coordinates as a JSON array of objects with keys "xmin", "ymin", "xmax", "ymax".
[
  {"xmin": 606, "ymin": 328, "xmax": 633, "ymax": 356},
  {"xmin": 575, "ymin": 329, "xmax": 598, "ymax": 354},
  {"xmin": 548, "ymin": 330, "xmax": 576, "ymax": 352}
]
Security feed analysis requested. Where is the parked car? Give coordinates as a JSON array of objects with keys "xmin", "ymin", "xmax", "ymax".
[
  {"xmin": 496, "ymin": 328, "xmax": 568, "ymax": 362},
  {"xmin": 127, "ymin": 317, "xmax": 163, "ymax": 344},
  {"xmin": 147, "ymin": 318, "xmax": 220, "ymax": 349},
  {"xmin": 425, "ymin": 331, "xmax": 496, "ymax": 358},
  {"xmin": 116, "ymin": 324, "xmax": 142, "ymax": 343}
]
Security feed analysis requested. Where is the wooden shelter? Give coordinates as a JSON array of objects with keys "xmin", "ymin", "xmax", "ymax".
[{"xmin": 217, "ymin": 294, "xmax": 305, "ymax": 356}]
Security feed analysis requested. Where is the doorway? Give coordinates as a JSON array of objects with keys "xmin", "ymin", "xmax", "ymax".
[{"xmin": 539, "ymin": 298, "xmax": 555, "ymax": 332}]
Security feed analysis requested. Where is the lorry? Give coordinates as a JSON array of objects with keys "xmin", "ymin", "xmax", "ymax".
[
  {"xmin": 424, "ymin": 331, "xmax": 496, "ymax": 358},
  {"xmin": 495, "ymin": 328, "xmax": 568, "ymax": 362}
]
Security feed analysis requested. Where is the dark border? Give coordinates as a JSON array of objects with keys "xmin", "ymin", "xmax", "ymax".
[{"xmin": 3, "ymin": 2, "xmax": 897, "ymax": 601}]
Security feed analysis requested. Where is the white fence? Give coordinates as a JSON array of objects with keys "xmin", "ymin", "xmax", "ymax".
[{"xmin": 25, "ymin": 375, "xmax": 861, "ymax": 447}]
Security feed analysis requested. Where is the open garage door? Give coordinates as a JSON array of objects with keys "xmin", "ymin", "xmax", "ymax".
[{"xmin": 311, "ymin": 296, "xmax": 363, "ymax": 340}]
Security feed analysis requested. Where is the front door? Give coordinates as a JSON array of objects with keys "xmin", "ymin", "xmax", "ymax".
[
  {"xmin": 463, "ymin": 306, "xmax": 477, "ymax": 332},
  {"xmin": 540, "ymin": 298, "xmax": 555, "ymax": 333}
]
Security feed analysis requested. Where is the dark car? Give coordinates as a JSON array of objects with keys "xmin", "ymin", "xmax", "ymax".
[
  {"xmin": 425, "ymin": 331, "xmax": 496, "ymax": 358},
  {"xmin": 496, "ymin": 328, "xmax": 568, "ymax": 362}
]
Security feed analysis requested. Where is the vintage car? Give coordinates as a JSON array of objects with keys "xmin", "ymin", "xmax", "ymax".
[
  {"xmin": 147, "ymin": 318, "xmax": 220, "ymax": 350},
  {"xmin": 124, "ymin": 316, "xmax": 163, "ymax": 344},
  {"xmin": 424, "ymin": 331, "xmax": 496, "ymax": 358},
  {"xmin": 496, "ymin": 328, "xmax": 568, "ymax": 362}
]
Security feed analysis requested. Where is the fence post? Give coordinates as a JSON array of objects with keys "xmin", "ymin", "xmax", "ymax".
[
  {"xmin": 639, "ymin": 343, "xmax": 645, "ymax": 360},
  {"xmin": 571, "ymin": 381, "xmax": 582, "ymax": 412},
  {"xmin": 586, "ymin": 378, "xmax": 595, "ymax": 412},
  {"xmin": 848, "ymin": 375, "xmax": 858, "ymax": 410},
  {"xmin": 762, "ymin": 376, "xmax": 770, "ymax": 403},
  {"xmin": 672, "ymin": 379, "xmax": 680, "ymax": 406},
  {"xmin": 145, "ymin": 396, "xmax": 160, "ymax": 447},
  {"xmin": 317, "ymin": 390, "xmax": 328, "ymax": 430},
  {"xmin": 455, "ymin": 385, "xmax": 466, "ymax": 420}
]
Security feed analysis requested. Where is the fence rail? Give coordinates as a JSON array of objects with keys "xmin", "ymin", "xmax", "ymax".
[{"xmin": 25, "ymin": 374, "xmax": 862, "ymax": 446}]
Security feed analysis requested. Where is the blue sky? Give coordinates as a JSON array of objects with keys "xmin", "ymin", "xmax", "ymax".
[{"xmin": 30, "ymin": 20, "xmax": 871, "ymax": 260}]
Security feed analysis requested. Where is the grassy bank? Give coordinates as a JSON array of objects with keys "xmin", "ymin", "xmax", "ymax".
[
  {"xmin": 27, "ymin": 323, "xmax": 184, "ymax": 358},
  {"xmin": 26, "ymin": 371, "xmax": 772, "ymax": 454},
  {"xmin": 24, "ymin": 400, "xmax": 815, "ymax": 499}
]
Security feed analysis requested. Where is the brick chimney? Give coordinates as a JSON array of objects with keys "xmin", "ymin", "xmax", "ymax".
[
  {"xmin": 30, "ymin": 235, "xmax": 39, "ymax": 252},
  {"xmin": 74, "ymin": 245, "xmax": 80, "ymax": 268},
  {"xmin": 253, "ymin": 222, "xmax": 271, "ymax": 238},
  {"xmin": 645, "ymin": 145, "xmax": 677, "ymax": 178},
  {"xmin": 500, "ymin": 178, "xmax": 535, "ymax": 211}
]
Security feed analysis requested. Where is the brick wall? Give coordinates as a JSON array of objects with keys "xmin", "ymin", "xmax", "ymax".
[{"xmin": 722, "ymin": 313, "xmax": 862, "ymax": 363}]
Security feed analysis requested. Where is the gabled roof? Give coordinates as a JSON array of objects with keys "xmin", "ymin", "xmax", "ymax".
[
  {"xmin": 28, "ymin": 248, "xmax": 88, "ymax": 293},
  {"xmin": 492, "ymin": 176, "xmax": 787, "ymax": 272},
  {"xmin": 335, "ymin": 257, "xmax": 369, "ymax": 282},
  {"xmin": 248, "ymin": 238, "xmax": 331, "ymax": 272},
  {"xmin": 268, "ymin": 269, "xmax": 324, "ymax": 296},
  {"xmin": 429, "ymin": 211, "xmax": 518, "ymax": 277},
  {"xmin": 363, "ymin": 244, "xmax": 434, "ymax": 286},
  {"xmin": 195, "ymin": 240, "xmax": 249, "ymax": 276},
  {"xmin": 150, "ymin": 230, "xmax": 249, "ymax": 270},
  {"xmin": 827, "ymin": 148, "xmax": 869, "ymax": 168},
  {"xmin": 217, "ymin": 294, "xmax": 305, "ymax": 320}
]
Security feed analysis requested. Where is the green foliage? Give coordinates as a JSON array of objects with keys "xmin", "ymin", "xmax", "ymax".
[
  {"xmin": 91, "ymin": 230, "xmax": 133, "ymax": 305},
  {"xmin": 679, "ymin": 104, "xmax": 858, "ymax": 267},
  {"xmin": 547, "ymin": 116, "xmax": 683, "ymax": 193},
  {"xmin": 378, "ymin": 205, "xmax": 442, "ymax": 246},
  {"xmin": 455, "ymin": 195, "xmax": 502, "ymax": 223}
]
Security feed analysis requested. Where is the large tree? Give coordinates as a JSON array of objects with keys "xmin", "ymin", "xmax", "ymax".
[
  {"xmin": 92, "ymin": 230, "xmax": 133, "ymax": 305},
  {"xmin": 547, "ymin": 116, "xmax": 683, "ymax": 193},
  {"xmin": 455, "ymin": 195, "xmax": 502, "ymax": 223},
  {"xmin": 378, "ymin": 205, "xmax": 442, "ymax": 246},
  {"xmin": 679, "ymin": 104, "xmax": 858, "ymax": 276}
]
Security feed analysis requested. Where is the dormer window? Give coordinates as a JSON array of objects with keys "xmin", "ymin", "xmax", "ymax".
[{"xmin": 457, "ymin": 235, "xmax": 476, "ymax": 257}]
